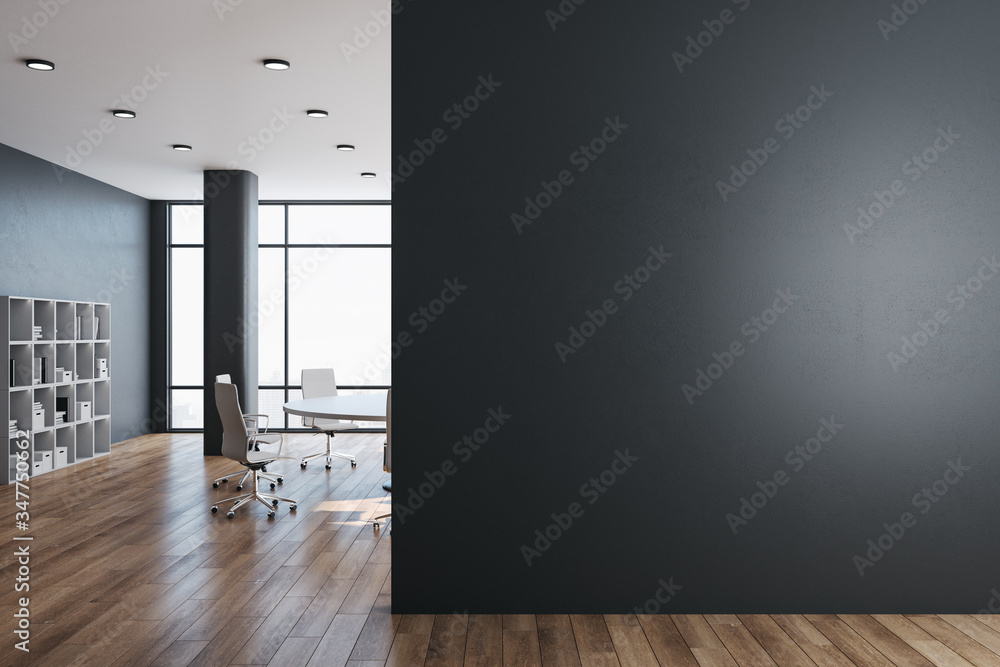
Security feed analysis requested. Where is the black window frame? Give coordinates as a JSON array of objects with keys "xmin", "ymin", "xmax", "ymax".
[{"xmin": 166, "ymin": 200, "xmax": 391, "ymax": 433}]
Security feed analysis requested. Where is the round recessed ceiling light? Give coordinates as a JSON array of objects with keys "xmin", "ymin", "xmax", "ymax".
[
  {"xmin": 172, "ymin": 144, "xmax": 193, "ymax": 151},
  {"xmin": 112, "ymin": 109, "xmax": 136, "ymax": 119},
  {"xmin": 306, "ymin": 109, "xmax": 328, "ymax": 118},
  {"xmin": 337, "ymin": 144, "xmax": 355, "ymax": 151},
  {"xmin": 263, "ymin": 59, "xmax": 290, "ymax": 70},
  {"xmin": 361, "ymin": 172, "xmax": 376, "ymax": 178},
  {"xmin": 25, "ymin": 59, "xmax": 55, "ymax": 71}
]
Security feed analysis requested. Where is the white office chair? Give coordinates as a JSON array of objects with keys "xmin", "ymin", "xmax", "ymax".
[
  {"xmin": 211, "ymin": 382, "xmax": 297, "ymax": 518},
  {"xmin": 212, "ymin": 374, "xmax": 278, "ymax": 490},
  {"xmin": 373, "ymin": 389, "xmax": 391, "ymax": 534},
  {"xmin": 299, "ymin": 369, "xmax": 358, "ymax": 469}
]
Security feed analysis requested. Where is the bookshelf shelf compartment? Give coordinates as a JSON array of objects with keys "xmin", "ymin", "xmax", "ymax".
[{"xmin": 3, "ymin": 296, "xmax": 110, "ymax": 485}]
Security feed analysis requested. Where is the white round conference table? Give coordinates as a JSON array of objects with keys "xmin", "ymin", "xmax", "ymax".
[
  {"xmin": 282, "ymin": 394, "xmax": 387, "ymax": 422},
  {"xmin": 284, "ymin": 394, "xmax": 390, "ymax": 492}
]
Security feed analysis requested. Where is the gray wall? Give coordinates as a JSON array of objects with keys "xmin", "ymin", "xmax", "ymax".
[
  {"xmin": 392, "ymin": 1, "xmax": 1000, "ymax": 611},
  {"xmin": 0, "ymin": 143, "xmax": 150, "ymax": 444}
]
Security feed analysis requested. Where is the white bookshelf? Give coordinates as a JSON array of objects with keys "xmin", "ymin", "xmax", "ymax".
[{"xmin": 3, "ymin": 296, "xmax": 111, "ymax": 484}]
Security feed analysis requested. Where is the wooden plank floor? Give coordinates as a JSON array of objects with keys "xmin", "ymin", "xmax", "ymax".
[{"xmin": 3, "ymin": 433, "xmax": 1000, "ymax": 666}]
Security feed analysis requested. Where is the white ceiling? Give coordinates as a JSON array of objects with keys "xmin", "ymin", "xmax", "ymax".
[{"xmin": 0, "ymin": 0, "xmax": 390, "ymax": 200}]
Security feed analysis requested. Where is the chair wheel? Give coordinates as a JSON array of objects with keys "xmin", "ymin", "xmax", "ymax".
[
  {"xmin": 221, "ymin": 477, "xmax": 228, "ymax": 483},
  {"xmin": 290, "ymin": 505, "xmax": 297, "ymax": 511},
  {"xmin": 211, "ymin": 506, "xmax": 218, "ymax": 513},
  {"xmin": 300, "ymin": 462, "xmax": 307, "ymax": 468},
  {"xmin": 267, "ymin": 511, "xmax": 275, "ymax": 518},
  {"xmin": 270, "ymin": 483, "xmax": 276, "ymax": 489},
  {"xmin": 213, "ymin": 482, "xmax": 220, "ymax": 488},
  {"xmin": 236, "ymin": 485, "xmax": 243, "ymax": 491},
  {"xmin": 261, "ymin": 465, "xmax": 266, "ymax": 471},
  {"xmin": 276, "ymin": 477, "xmax": 283, "ymax": 483},
  {"xmin": 325, "ymin": 464, "xmax": 332, "ymax": 470},
  {"xmin": 351, "ymin": 461, "xmax": 357, "ymax": 468},
  {"xmin": 227, "ymin": 511, "xmax": 235, "ymax": 519},
  {"xmin": 272, "ymin": 499, "xmax": 279, "ymax": 506}
]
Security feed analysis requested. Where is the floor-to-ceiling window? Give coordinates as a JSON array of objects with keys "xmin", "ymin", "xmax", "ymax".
[
  {"xmin": 168, "ymin": 203, "xmax": 205, "ymax": 429},
  {"xmin": 167, "ymin": 202, "xmax": 391, "ymax": 431},
  {"xmin": 258, "ymin": 202, "xmax": 391, "ymax": 429}
]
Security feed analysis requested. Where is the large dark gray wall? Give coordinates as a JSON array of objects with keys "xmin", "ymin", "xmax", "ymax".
[
  {"xmin": 0, "ymin": 143, "xmax": 150, "ymax": 445},
  {"xmin": 392, "ymin": 1, "xmax": 1000, "ymax": 611}
]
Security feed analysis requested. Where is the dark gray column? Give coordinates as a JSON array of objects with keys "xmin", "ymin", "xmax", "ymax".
[
  {"xmin": 203, "ymin": 170, "xmax": 258, "ymax": 455},
  {"xmin": 149, "ymin": 201, "xmax": 169, "ymax": 434}
]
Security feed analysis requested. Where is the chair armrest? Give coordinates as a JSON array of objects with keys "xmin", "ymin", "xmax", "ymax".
[
  {"xmin": 250, "ymin": 432, "xmax": 283, "ymax": 456},
  {"xmin": 243, "ymin": 414, "xmax": 270, "ymax": 433}
]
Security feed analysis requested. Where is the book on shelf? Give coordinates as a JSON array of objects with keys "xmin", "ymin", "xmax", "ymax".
[
  {"xmin": 8, "ymin": 419, "xmax": 18, "ymax": 438},
  {"xmin": 9, "ymin": 359, "xmax": 14, "ymax": 387},
  {"xmin": 31, "ymin": 357, "xmax": 48, "ymax": 384},
  {"xmin": 76, "ymin": 315, "xmax": 82, "ymax": 339},
  {"xmin": 32, "ymin": 325, "xmax": 42, "ymax": 341},
  {"xmin": 94, "ymin": 316, "xmax": 100, "ymax": 339},
  {"xmin": 56, "ymin": 397, "xmax": 68, "ymax": 417},
  {"xmin": 54, "ymin": 411, "xmax": 65, "ymax": 425}
]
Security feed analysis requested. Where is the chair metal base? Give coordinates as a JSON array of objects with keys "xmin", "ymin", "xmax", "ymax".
[
  {"xmin": 213, "ymin": 468, "xmax": 280, "ymax": 490},
  {"xmin": 300, "ymin": 431, "xmax": 356, "ymax": 469},
  {"xmin": 212, "ymin": 437, "xmax": 270, "ymax": 488},
  {"xmin": 373, "ymin": 477, "xmax": 391, "ymax": 534},
  {"xmin": 373, "ymin": 513, "xmax": 391, "ymax": 534},
  {"xmin": 212, "ymin": 465, "xmax": 297, "ymax": 518}
]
